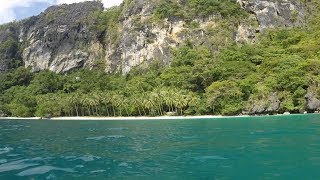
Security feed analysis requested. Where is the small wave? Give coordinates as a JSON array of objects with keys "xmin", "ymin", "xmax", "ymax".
[
  {"xmin": 76, "ymin": 155, "xmax": 101, "ymax": 162},
  {"xmin": 46, "ymin": 174, "xmax": 56, "ymax": 180},
  {"xmin": 2, "ymin": 128, "xmax": 20, "ymax": 131},
  {"xmin": 107, "ymin": 127, "xmax": 128, "ymax": 131},
  {"xmin": 30, "ymin": 157, "xmax": 47, "ymax": 161},
  {"xmin": 65, "ymin": 155, "xmax": 101, "ymax": 162},
  {"xmin": 90, "ymin": 169, "xmax": 106, "ymax": 173},
  {"xmin": 11, "ymin": 125, "xmax": 24, "ymax": 128},
  {"xmin": 194, "ymin": 155, "xmax": 228, "ymax": 162},
  {"xmin": 64, "ymin": 156, "xmax": 77, "ymax": 160},
  {"xmin": 17, "ymin": 166, "xmax": 75, "ymax": 176},
  {"xmin": 0, "ymin": 160, "xmax": 39, "ymax": 173},
  {"xmin": 181, "ymin": 136, "xmax": 198, "ymax": 139},
  {"xmin": 7, "ymin": 154, "xmax": 20, "ymax": 157},
  {"xmin": 0, "ymin": 147, "xmax": 13, "ymax": 155},
  {"xmin": 118, "ymin": 162, "xmax": 129, "ymax": 167},
  {"xmin": 75, "ymin": 165, "xmax": 84, "ymax": 168},
  {"xmin": 107, "ymin": 135, "xmax": 125, "ymax": 139},
  {"xmin": 21, "ymin": 139, "xmax": 31, "ymax": 142},
  {"xmin": 0, "ymin": 159, "xmax": 7, "ymax": 164},
  {"xmin": 88, "ymin": 128, "xmax": 97, "ymax": 132},
  {"xmin": 86, "ymin": 136, "xmax": 106, "ymax": 141},
  {"xmin": 134, "ymin": 148, "xmax": 152, "ymax": 152}
]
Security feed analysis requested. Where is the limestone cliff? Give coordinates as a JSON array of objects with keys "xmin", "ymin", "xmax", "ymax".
[
  {"xmin": 20, "ymin": 1, "xmax": 104, "ymax": 73},
  {"xmin": 238, "ymin": 0, "xmax": 306, "ymax": 29},
  {"xmin": 0, "ymin": 0, "xmax": 310, "ymax": 74},
  {"xmin": 105, "ymin": 0, "xmax": 307, "ymax": 73}
]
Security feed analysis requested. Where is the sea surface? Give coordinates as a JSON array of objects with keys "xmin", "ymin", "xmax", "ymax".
[{"xmin": 0, "ymin": 114, "xmax": 320, "ymax": 179}]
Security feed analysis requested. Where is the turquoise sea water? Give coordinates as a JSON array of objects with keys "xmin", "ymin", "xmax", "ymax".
[{"xmin": 0, "ymin": 114, "xmax": 320, "ymax": 179}]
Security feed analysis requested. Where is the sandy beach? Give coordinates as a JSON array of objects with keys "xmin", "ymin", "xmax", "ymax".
[
  {"xmin": 0, "ymin": 115, "xmax": 243, "ymax": 121},
  {"xmin": 0, "ymin": 113, "xmax": 316, "ymax": 121}
]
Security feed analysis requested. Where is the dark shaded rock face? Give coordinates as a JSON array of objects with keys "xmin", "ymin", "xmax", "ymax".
[
  {"xmin": 248, "ymin": 92, "xmax": 280, "ymax": 114},
  {"xmin": 19, "ymin": 1, "xmax": 104, "ymax": 73},
  {"xmin": 305, "ymin": 93, "xmax": 320, "ymax": 111},
  {"xmin": 0, "ymin": 24, "xmax": 21, "ymax": 73},
  {"xmin": 239, "ymin": 0, "xmax": 305, "ymax": 29},
  {"xmin": 266, "ymin": 93, "xmax": 280, "ymax": 112}
]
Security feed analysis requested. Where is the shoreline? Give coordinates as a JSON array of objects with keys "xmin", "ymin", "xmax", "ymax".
[
  {"xmin": 0, "ymin": 115, "xmax": 226, "ymax": 121},
  {"xmin": 0, "ymin": 113, "xmax": 318, "ymax": 121}
]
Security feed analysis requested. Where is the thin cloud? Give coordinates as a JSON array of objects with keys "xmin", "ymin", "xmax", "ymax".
[
  {"xmin": 0, "ymin": 0, "xmax": 123, "ymax": 24},
  {"xmin": 0, "ymin": 0, "xmax": 55, "ymax": 24}
]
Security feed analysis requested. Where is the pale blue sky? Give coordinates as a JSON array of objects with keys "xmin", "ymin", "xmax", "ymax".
[
  {"xmin": 0, "ymin": 0, "xmax": 123, "ymax": 24},
  {"xmin": 14, "ymin": 2, "xmax": 51, "ymax": 21}
]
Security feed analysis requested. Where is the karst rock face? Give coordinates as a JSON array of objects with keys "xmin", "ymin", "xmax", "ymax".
[
  {"xmin": 238, "ymin": 0, "xmax": 306, "ymax": 29},
  {"xmin": 0, "ymin": 0, "xmax": 308, "ymax": 74},
  {"xmin": 20, "ymin": 1, "xmax": 104, "ymax": 73}
]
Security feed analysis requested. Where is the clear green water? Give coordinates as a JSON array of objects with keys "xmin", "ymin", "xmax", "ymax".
[{"xmin": 0, "ymin": 114, "xmax": 320, "ymax": 179}]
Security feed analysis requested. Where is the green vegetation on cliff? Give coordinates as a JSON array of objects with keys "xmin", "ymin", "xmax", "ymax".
[
  {"xmin": 153, "ymin": 0, "xmax": 248, "ymax": 22},
  {"xmin": 1, "ymin": 0, "xmax": 320, "ymax": 117},
  {"xmin": 1, "ymin": 22, "xmax": 320, "ymax": 117}
]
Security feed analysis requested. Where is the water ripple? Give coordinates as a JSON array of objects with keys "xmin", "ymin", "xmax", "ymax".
[
  {"xmin": 0, "ymin": 147, "xmax": 13, "ymax": 155},
  {"xmin": 90, "ymin": 169, "xmax": 106, "ymax": 173},
  {"xmin": 76, "ymin": 155, "xmax": 101, "ymax": 162},
  {"xmin": 194, "ymin": 155, "xmax": 228, "ymax": 162},
  {"xmin": 64, "ymin": 155, "xmax": 101, "ymax": 162},
  {"xmin": 107, "ymin": 127, "xmax": 128, "ymax": 131},
  {"xmin": 107, "ymin": 135, "xmax": 125, "ymax": 139},
  {"xmin": 86, "ymin": 136, "xmax": 106, "ymax": 141},
  {"xmin": 17, "ymin": 166, "xmax": 75, "ymax": 176},
  {"xmin": 0, "ymin": 160, "xmax": 39, "ymax": 173}
]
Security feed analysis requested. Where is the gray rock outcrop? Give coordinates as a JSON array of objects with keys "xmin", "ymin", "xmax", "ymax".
[
  {"xmin": 19, "ymin": 1, "xmax": 104, "ymax": 73},
  {"xmin": 305, "ymin": 93, "xmax": 320, "ymax": 111},
  {"xmin": 238, "ymin": 0, "xmax": 305, "ymax": 29},
  {"xmin": 247, "ymin": 92, "xmax": 280, "ymax": 114}
]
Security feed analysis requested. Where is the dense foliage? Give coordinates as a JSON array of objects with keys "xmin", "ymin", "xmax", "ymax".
[
  {"xmin": 1, "ymin": 21, "xmax": 320, "ymax": 117},
  {"xmin": 0, "ymin": 22, "xmax": 21, "ymax": 70},
  {"xmin": 1, "ymin": 0, "xmax": 320, "ymax": 117},
  {"xmin": 153, "ymin": 0, "xmax": 248, "ymax": 22}
]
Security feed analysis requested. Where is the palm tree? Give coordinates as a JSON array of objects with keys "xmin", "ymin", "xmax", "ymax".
[
  {"xmin": 90, "ymin": 91, "xmax": 102, "ymax": 116},
  {"xmin": 69, "ymin": 93, "xmax": 81, "ymax": 116}
]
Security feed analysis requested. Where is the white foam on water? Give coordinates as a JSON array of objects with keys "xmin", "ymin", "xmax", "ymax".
[
  {"xmin": 0, "ymin": 147, "xmax": 13, "ymax": 155},
  {"xmin": 64, "ymin": 156, "xmax": 77, "ymax": 160},
  {"xmin": 30, "ymin": 157, "xmax": 45, "ymax": 161},
  {"xmin": 107, "ymin": 135, "xmax": 125, "ymax": 139},
  {"xmin": 118, "ymin": 162, "xmax": 129, "ymax": 167},
  {"xmin": 7, "ymin": 154, "xmax": 20, "ymax": 157},
  {"xmin": 76, "ymin": 155, "xmax": 101, "ymax": 162},
  {"xmin": 90, "ymin": 169, "xmax": 106, "ymax": 173},
  {"xmin": 75, "ymin": 165, "xmax": 84, "ymax": 168},
  {"xmin": 17, "ymin": 166, "xmax": 75, "ymax": 176},
  {"xmin": 86, "ymin": 136, "xmax": 106, "ymax": 140}
]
